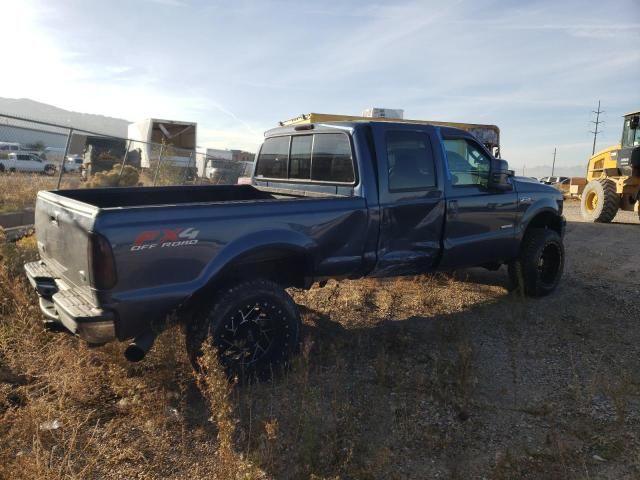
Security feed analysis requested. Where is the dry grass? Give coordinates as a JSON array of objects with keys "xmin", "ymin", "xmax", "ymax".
[
  {"xmin": 0, "ymin": 167, "xmax": 193, "ymax": 215},
  {"xmin": 0, "ymin": 233, "xmax": 639, "ymax": 479},
  {"xmin": 0, "ymin": 174, "xmax": 81, "ymax": 213}
]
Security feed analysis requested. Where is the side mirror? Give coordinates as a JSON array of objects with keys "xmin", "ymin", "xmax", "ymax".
[{"xmin": 488, "ymin": 158, "xmax": 513, "ymax": 191}]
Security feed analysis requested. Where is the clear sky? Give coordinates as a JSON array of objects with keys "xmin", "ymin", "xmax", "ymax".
[{"xmin": 2, "ymin": 0, "xmax": 639, "ymax": 170}]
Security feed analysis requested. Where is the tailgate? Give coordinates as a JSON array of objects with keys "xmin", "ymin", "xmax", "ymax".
[{"xmin": 35, "ymin": 192, "xmax": 97, "ymax": 289}]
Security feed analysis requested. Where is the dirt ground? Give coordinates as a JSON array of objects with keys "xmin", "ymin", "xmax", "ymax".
[
  {"xmin": 562, "ymin": 198, "xmax": 639, "ymax": 292},
  {"xmin": 430, "ymin": 198, "xmax": 640, "ymax": 478},
  {"xmin": 1, "ymin": 198, "xmax": 639, "ymax": 479},
  {"xmin": 280, "ymin": 199, "xmax": 640, "ymax": 478}
]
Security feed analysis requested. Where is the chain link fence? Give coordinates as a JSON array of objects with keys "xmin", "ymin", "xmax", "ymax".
[{"xmin": 0, "ymin": 113, "xmax": 254, "ymax": 213}]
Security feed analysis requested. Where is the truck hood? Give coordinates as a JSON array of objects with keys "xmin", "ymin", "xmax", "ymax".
[{"xmin": 512, "ymin": 176, "xmax": 562, "ymax": 197}]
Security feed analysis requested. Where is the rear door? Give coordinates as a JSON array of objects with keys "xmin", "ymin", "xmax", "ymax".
[
  {"xmin": 4, "ymin": 154, "xmax": 16, "ymax": 170},
  {"xmin": 440, "ymin": 134, "xmax": 517, "ymax": 268},
  {"xmin": 370, "ymin": 123, "xmax": 445, "ymax": 276}
]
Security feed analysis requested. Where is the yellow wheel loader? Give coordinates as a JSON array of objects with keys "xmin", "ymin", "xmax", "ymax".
[{"xmin": 581, "ymin": 110, "xmax": 640, "ymax": 222}]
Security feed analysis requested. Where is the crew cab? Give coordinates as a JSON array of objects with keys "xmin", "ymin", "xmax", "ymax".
[
  {"xmin": 25, "ymin": 120, "xmax": 565, "ymax": 378},
  {"xmin": 0, "ymin": 152, "xmax": 57, "ymax": 175}
]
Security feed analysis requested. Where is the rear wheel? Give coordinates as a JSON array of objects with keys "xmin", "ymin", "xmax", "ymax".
[
  {"xmin": 508, "ymin": 228, "xmax": 564, "ymax": 297},
  {"xmin": 581, "ymin": 178, "xmax": 619, "ymax": 223},
  {"xmin": 0, "ymin": 164, "xmax": 4, "ymax": 173},
  {"xmin": 186, "ymin": 279, "xmax": 301, "ymax": 381},
  {"xmin": 44, "ymin": 165, "xmax": 56, "ymax": 176}
]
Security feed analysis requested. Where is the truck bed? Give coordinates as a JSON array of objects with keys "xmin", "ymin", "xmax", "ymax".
[
  {"xmin": 53, "ymin": 184, "xmax": 278, "ymax": 209},
  {"xmin": 34, "ymin": 183, "xmax": 351, "ymax": 298},
  {"xmin": 48, "ymin": 184, "xmax": 342, "ymax": 210}
]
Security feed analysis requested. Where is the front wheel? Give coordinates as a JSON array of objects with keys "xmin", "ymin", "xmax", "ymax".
[
  {"xmin": 508, "ymin": 228, "xmax": 564, "ymax": 297},
  {"xmin": 186, "ymin": 279, "xmax": 301, "ymax": 381},
  {"xmin": 44, "ymin": 165, "xmax": 56, "ymax": 176}
]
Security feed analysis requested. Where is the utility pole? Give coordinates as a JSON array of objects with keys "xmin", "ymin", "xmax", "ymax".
[
  {"xmin": 591, "ymin": 100, "xmax": 604, "ymax": 155},
  {"xmin": 551, "ymin": 147, "xmax": 557, "ymax": 176}
]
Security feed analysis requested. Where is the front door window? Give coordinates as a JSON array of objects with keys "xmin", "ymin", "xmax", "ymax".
[{"xmin": 443, "ymin": 138, "xmax": 491, "ymax": 187}]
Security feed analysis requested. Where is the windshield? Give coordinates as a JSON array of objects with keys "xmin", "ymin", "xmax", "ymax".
[{"xmin": 622, "ymin": 116, "xmax": 640, "ymax": 148}]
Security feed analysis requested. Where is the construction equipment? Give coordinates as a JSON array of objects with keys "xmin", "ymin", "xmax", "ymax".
[
  {"xmin": 279, "ymin": 112, "xmax": 502, "ymax": 158},
  {"xmin": 581, "ymin": 110, "xmax": 640, "ymax": 222}
]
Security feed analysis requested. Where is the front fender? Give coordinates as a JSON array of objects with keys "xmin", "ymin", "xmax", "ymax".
[{"xmin": 517, "ymin": 198, "xmax": 563, "ymax": 242}]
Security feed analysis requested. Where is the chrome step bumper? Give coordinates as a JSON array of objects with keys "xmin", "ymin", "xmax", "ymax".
[{"xmin": 24, "ymin": 261, "xmax": 116, "ymax": 344}]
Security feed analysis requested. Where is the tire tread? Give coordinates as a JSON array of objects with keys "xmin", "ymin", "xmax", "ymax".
[
  {"xmin": 186, "ymin": 278, "xmax": 301, "ymax": 380},
  {"xmin": 581, "ymin": 177, "xmax": 619, "ymax": 223},
  {"xmin": 508, "ymin": 228, "xmax": 564, "ymax": 297}
]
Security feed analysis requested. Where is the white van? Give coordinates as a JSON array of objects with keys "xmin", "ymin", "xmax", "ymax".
[{"xmin": 0, "ymin": 142, "xmax": 22, "ymax": 153}]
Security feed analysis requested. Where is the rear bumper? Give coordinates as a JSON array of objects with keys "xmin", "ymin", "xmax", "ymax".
[{"xmin": 24, "ymin": 261, "xmax": 117, "ymax": 344}]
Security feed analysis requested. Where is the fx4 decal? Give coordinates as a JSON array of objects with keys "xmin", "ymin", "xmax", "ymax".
[{"xmin": 131, "ymin": 228, "xmax": 200, "ymax": 251}]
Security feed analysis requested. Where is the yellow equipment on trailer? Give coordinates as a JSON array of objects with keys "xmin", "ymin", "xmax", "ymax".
[{"xmin": 279, "ymin": 113, "xmax": 502, "ymax": 157}]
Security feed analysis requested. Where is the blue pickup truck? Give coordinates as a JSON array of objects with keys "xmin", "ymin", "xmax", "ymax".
[{"xmin": 25, "ymin": 120, "xmax": 565, "ymax": 378}]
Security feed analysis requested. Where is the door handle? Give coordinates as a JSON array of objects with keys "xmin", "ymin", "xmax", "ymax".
[{"xmin": 449, "ymin": 200, "xmax": 459, "ymax": 215}]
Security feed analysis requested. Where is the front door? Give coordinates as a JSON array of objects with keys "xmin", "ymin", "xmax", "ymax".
[
  {"xmin": 370, "ymin": 124, "xmax": 445, "ymax": 276},
  {"xmin": 440, "ymin": 135, "xmax": 517, "ymax": 268},
  {"xmin": 28, "ymin": 155, "xmax": 43, "ymax": 172}
]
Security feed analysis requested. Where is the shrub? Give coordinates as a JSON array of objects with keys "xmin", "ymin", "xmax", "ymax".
[{"xmin": 86, "ymin": 165, "xmax": 140, "ymax": 188}]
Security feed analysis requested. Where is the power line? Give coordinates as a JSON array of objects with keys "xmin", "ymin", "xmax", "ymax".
[{"xmin": 590, "ymin": 100, "xmax": 604, "ymax": 155}]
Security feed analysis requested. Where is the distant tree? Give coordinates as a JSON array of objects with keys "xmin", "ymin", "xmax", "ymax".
[{"xmin": 25, "ymin": 141, "xmax": 46, "ymax": 151}]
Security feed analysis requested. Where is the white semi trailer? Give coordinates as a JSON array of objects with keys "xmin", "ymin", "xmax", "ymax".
[{"xmin": 128, "ymin": 118, "xmax": 197, "ymax": 169}]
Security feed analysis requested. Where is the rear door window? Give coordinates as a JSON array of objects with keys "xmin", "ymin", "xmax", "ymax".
[
  {"xmin": 311, "ymin": 133, "xmax": 354, "ymax": 183},
  {"xmin": 255, "ymin": 136, "xmax": 290, "ymax": 179},
  {"xmin": 386, "ymin": 131, "xmax": 436, "ymax": 191}
]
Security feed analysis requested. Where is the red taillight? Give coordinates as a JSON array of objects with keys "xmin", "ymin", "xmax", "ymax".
[{"xmin": 88, "ymin": 233, "xmax": 117, "ymax": 290}]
